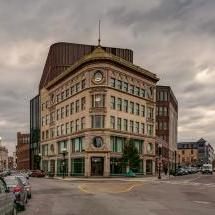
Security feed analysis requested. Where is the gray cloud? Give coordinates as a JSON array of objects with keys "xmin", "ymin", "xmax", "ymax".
[{"xmin": 0, "ymin": 0, "xmax": 215, "ymax": 154}]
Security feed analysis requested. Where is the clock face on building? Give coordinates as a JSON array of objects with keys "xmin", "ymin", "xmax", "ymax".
[
  {"xmin": 92, "ymin": 136, "xmax": 103, "ymax": 148},
  {"xmin": 93, "ymin": 71, "xmax": 103, "ymax": 83}
]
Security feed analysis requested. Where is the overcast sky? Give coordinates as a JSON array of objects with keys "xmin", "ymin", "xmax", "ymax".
[{"xmin": 0, "ymin": 0, "xmax": 215, "ymax": 155}]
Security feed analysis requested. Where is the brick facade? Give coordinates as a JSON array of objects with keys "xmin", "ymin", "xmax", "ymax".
[{"xmin": 16, "ymin": 132, "xmax": 30, "ymax": 170}]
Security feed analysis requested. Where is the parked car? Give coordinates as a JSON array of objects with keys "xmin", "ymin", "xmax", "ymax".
[
  {"xmin": 0, "ymin": 177, "xmax": 16, "ymax": 214},
  {"xmin": 16, "ymin": 174, "xmax": 32, "ymax": 199},
  {"xmin": 174, "ymin": 168, "xmax": 185, "ymax": 176},
  {"xmin": 31, "ymin": 170, "xmax": 45, "ymax": 177},
  {"xmin": 202, "ymin": 164, "xmax": 213, "ymax": 175},
  {"xmin": 4, "ymin": 176, "xmax": 28, "ymax": 211}
]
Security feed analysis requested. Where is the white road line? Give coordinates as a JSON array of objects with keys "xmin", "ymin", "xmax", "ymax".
[{"xmin": 193, "ymin": 201, "xmax": 211, "ymax": 204}]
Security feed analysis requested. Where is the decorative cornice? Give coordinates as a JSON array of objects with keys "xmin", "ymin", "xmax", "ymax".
[{"xmin": 45, "ymin": 46, "xmax": 159, "ymax": 89}]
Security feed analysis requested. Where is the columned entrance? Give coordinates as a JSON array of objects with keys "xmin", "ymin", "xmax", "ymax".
[{"xmin": 91, "ymin": 157, "xmax": 104, "ymax": 176}]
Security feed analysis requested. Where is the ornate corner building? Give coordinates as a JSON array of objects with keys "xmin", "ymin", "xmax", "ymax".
[{"xmin": 38, "ymin": 42, "xmax": 159, "ymax": 177}]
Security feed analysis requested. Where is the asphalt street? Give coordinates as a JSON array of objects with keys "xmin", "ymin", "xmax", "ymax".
[{"xmin": 22, "ymin": 173, "xmax": 215, "ymax": 215}]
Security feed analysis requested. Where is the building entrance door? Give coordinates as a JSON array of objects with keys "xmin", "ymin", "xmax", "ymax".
[
  {"xmin": 91, "ymin": 157, "xmax": 104, "ymax": 176},
  {"xmin": 50, "ymin": 160, "xmax": 55, "ymax": 175},
  {"xmin": 146, "ymin": 160, "xmax": 153, "ymax": 175}
]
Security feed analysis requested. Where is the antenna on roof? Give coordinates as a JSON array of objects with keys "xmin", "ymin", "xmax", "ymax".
[{"xmin": 98, "ymin": 20, "xmax": 101, "ymax": 46}]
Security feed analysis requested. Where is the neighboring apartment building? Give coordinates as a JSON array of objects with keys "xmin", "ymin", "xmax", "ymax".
[
  {"xmin": 39, "ymin": 42, "xmax": 159, "ymax": 176},
  {"xmin": 156, "ymin": 86, "xmax": 178, "ymax": 170},
  {"xmin": 0, "ymin": 138, "xmax": 8, "ymax": 171},
  {"xmin": 177, "ymin": 138, "xmax": 214, "ymax": 166},
  {"xmin": 16, "ymin": 132, "xmax": 30, "ymax": 170},
  {"xmin": 177, "ymin": 142, "xmax": 198, "ymax": 166},
  {"xmin": 30, "ymin": 95, "xmax": 40, "ymax": 170}
]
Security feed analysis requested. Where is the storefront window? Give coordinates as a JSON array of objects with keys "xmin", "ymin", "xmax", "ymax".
[{"xmin": 71, "ymin": 158, "xmax": 85, "ymax": 176}]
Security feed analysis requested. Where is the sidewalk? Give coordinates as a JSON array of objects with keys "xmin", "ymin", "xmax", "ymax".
[{"xmin": 47, "ymin": 173, "xmax": 172, "ymax": 182}]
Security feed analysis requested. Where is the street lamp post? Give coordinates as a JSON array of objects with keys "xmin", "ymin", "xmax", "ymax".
[
  {"xmin": 174, "ymin": 150, "xmax": 177, "ymax": 175},
  {"xmin": 38, "ymin": 153, "xmax": 42, "ymax": 170},
  {"xmin": 61, "ymin": 148, "xmax": 67, "ymax": 179},
  {"xmin": 158, "ymin": 143, "xmax": 162, "ymax": 179}
]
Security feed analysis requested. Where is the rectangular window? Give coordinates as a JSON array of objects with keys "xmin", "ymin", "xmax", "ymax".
[
  {"xmin": 81, "ymin": 117, "xmax": 85, "ymax": 129},
  {"xmin": 92, "ymin": 94, "xmax": 105, "ymax": 107},
  {"xmin": 61, "ymin": 107, "xmax": 65, "ymax": 119},
  {"xmin": 140, "ymin": 89, "xmax": 145, "ymax": 98},
  {"xmin": 164, "ymin": 91, "xmax": 168, "ymax": 101},
  {"xmin": 147, "ymin": 107, "xmax": 154, "ymax": 119},
  {"xmin": 66, "ymin": 89, "xmax": 70, "ymax": 98},
  {"xmin": 71, "ymin": 158, "xmax": 85, "ymax": 176},
  {"xmin": 71, "ymin": 137, "xmax": 83, "ymax": 153},
  {"xmin": 66, "ymin": 123, "xmax": 70, "ymax": 134},
  {"xmin": 61, "ymin": 124, "xmax": 65, "ymax": 135},
  {"xmin": 42, "ymin": 116, "xmax": 45, "ymax": 126},
  {"xmin": 116, "ymin": 80, "xmax": 122, "ymax": 90},
  {"xmin": 75, "ymin": 82, "xmax": 80, "ymax": 93},
  {"xmin": 110, "ymin": 96, "xmax": 116, "ymax": 109},
  {"xmin": 57, "ymin": 126, "xmax": 60, "ymax": 136},
  {"xmin": 56, "ymin": 94, "xmax": 61, "ymax": 103},
  {"xmin": 66, "ymin": 105, "xmax": 69, "ymax": 117},
  {"xmin": 58, "ymin": 141, "xmax": 67, "ymax": 154},
  {"xmin": 91, "ymin": 115, "xmax": 105, "ymax": 128},
  {"xmin": 117, "ymin": 98, "xmax": 122, "ymax": 111},
  {"xmin": 50, "ymin": 128, "xmax": 55, "ymax": 138},
  {"xmin": 75, "ymin": 100, "xmax": 80, "ymax": 113},
  {"xmin": 135, "ymin": 103, "xmax": 140, "ymax": 115},
  {"xmin": 123, "ymin": 119, "xmax": 128, "ymax": 131},
  {"xmin": 147, "ymin": 124, "xmax": 154, "ymax": 136},
  {"xmin": 61, "ymin": 91, "xmax": 65, "ymax": 101},
  {"xmin": 75, "ymin": 119, "xmax": 80, "ymax": 131},
  {"xmin": 42, "ymin": 144, "xmax": 48, "ymax": 156},
  {"xmin": 135, "ymin": 122, "xmax": 139, "ymax": 133},
  {"xmin": 123, "ymin": 82, "xmax": 128, "ymax": 92},
  {"xmin": 159, "ymin": 107, "xmax": 163, "ymax": 116},
  {"xmin": 70, "ymin": 86, "xmax": 75, "ymax": 95},
  {"xmin": 70, "ymin": 121, "xmax": 74, "ymax": 133},
  {"xmin": 141, "ymin": 105, "xmax": 145, "ymax": 117},
  {"xmin": 110, "ymin": 136, "xmax": 125, "ymax": 153},
  {"xmin": 131, "ymin": 139, "xmax": 143, "ymax": 154},
  {"xmin": 130, "ymin": 102, "xmax": 134, "ymax": 114},
  {"xmin": 129, "ymin": 85, "xmax": 134, "ymax": 94},
  {"xmin": 110, "ymin": 78, "xmax": 115, "ymax": 87},
  {"xmin": 81, "ymin": 97, "xmax": 86, "ymax": 110},
  {"xmin": 117, "ymin": 118, "xmax": 122, "ymax": 130},
  {"xmin": 123, "ymin": 100, "xmax": 128, "ymax": 112},
  {"xmin": 141, "ymin": 123, "xmax": 145, "ymax": 134},
  {"xmin": 160, "ymin": 91, "xmax": 164, "ymax": 101},
  {"xmin": 57, "ymin": 109, "xmax": 60, "ymax": 120},
  {"xmin": 70, "ymin": 102, "xmax": 74, "ymax": 115},
  {"xmin": 110, "ymin": 116, "xmax": 115, "ymax": 129},
  {"xmin": 130, "ymin": 120, "xmax": 134, "ymax": 132},
  {"xmin": 164, "ymin": 107, "xmax": 168, "ymax": 116},
  {"xmin": 134, "ymin": 87, "xmax": 140, "ymax": 96},
  {"xmin": 81, "ymin": 79, "xmax": 86, "ymax": 89}
]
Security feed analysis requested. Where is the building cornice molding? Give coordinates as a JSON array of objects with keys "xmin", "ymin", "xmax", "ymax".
[{"xmin": 45, "ymin": 46, "xmax": 159, "ymax": 90}]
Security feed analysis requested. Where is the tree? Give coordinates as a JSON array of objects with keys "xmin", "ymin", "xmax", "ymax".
[{"xmin": 121, "ymin": 140, "xmax": 141, "ymax": 174}]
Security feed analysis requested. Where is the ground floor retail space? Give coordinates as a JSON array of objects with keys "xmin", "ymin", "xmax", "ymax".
[{"xmin": 41, "ymin": 154, "xmax": 156, "ymax": 177}]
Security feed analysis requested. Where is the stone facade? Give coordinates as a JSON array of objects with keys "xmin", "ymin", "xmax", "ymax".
[
  {"xmin": 0, "ymin": 139, "xmax": 8, "ymax": 171},
  {"xmin": 40, "ymin": 46, "xmax": 159, "ymax": 176}
]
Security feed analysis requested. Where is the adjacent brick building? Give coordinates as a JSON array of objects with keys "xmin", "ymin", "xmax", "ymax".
[
  {"xmin": 16, "ymin": 132, "xmax": 30, "ymax": 170},
  {"xmin": 156, "ymin": 86, "xmax": 178, "ymax": 170},
  {"xmin": 177, "ymin": 138, "xmax": 214, "ymax": 166}
]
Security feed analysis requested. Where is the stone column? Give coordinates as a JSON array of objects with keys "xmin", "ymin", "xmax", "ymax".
[
  {"xmin": 143, "ymin": 159, "xmax": 146, "ymax": 175},
  {"xmin": 152, "ymin": 160, "xmax": 156, "ymax": 175},
  {"xmin": 68, "ymin": 140, "xmax": 71, "ymax": 176}
]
